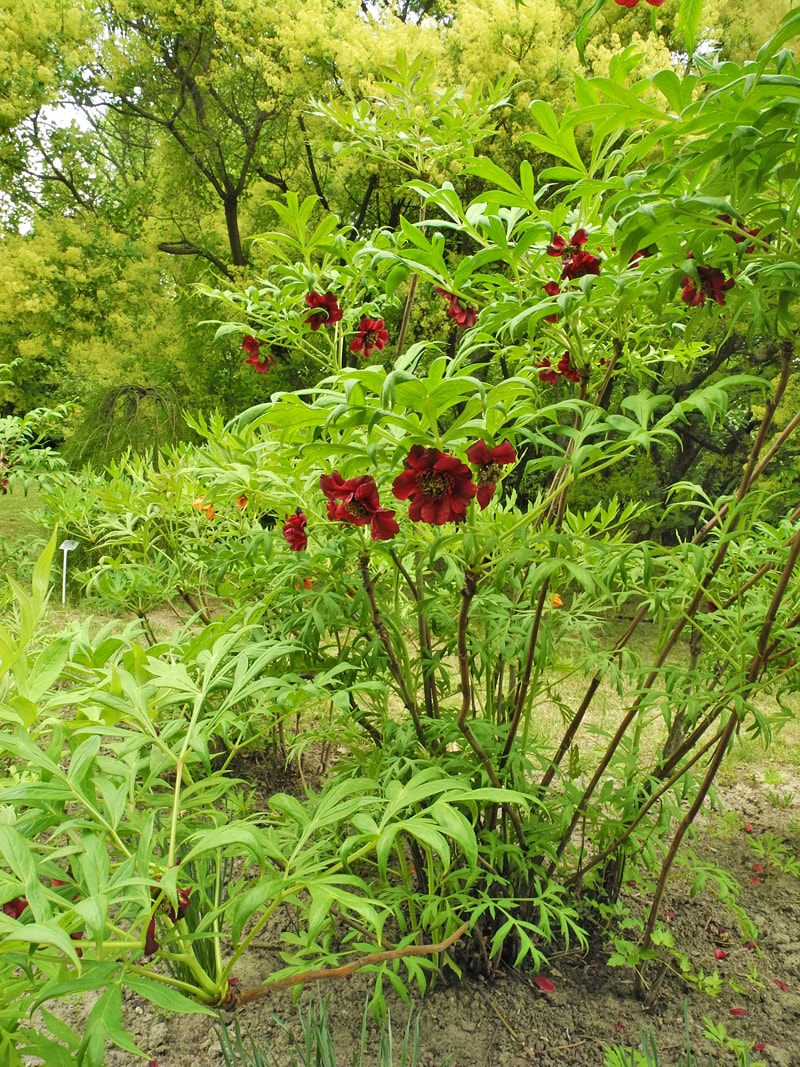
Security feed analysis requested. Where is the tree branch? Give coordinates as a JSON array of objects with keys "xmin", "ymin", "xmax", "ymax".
[
  {"xmin": 157, "ymin": 241, "xmax": 233, "ymax": 279},
  {"xmin": 297, "ymin": 113, "xmax": 330, "ymax": 211}
]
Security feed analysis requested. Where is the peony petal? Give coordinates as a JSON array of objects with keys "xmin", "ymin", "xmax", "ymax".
[
  {"xmin": 476, "ymin": 483, "xmax": 496, "ymax": 509},
  {"xmin": 370, "ymin": 509, "xmax": 399, "ymax": 541},
  {"xmin": 466, "ymin": 440, "xmax": 492, "ymax": 466}
]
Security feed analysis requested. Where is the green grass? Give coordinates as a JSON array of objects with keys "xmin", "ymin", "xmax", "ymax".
[{"xmin": 0, "ymin": 484, "xmax": 47, "ymax": 544}]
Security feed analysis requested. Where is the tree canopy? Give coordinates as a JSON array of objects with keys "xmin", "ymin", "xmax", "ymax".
[{"xmin": 0, "ymin": 0, "xmax": 795, "ymax": 475}]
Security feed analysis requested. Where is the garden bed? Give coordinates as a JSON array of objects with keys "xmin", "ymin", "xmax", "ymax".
[{"xmin": 60, "ymin": 769, "xmax": 800, "ymax": 1067}]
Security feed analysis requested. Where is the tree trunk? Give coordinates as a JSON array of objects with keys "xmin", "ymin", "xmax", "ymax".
[{"xmin": 224, "ymin": 193, "xmax": 247, "ymax": 267}]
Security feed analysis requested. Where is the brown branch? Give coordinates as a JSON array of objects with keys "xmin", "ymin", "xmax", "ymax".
[
  {"xmin": 251, "ymin": 165, "xmax": 289, "ymax": 193},
  {"xmin": 551, "ymin": 354, "xmax": 797, "ymax": 868},
  {"xmin": 694, "ymin": 343, "xmax": 796, "ymax": 544},
  {"xmin": 157, "ymin": 241, "xmax": 233, "ymax": 279},
  {"xmin": 572, "ymin": 724, "xmax": 726, "ymax": 888},
  {"xmin": 593, "ymin": 336, "xmax": 622, "ymax": 410},
  {"xmin": 635, "ymin": 523, "xmax": 800, "ymax": 997},
  {"xmin": 297, "ymin": 113, "xmax": 330, "ymax": 212},
  {"xmin": 358, "ymin": 555, "xmax": 425, "ymax": 746},
  {"xmin": 540, "ymin": 603, "xmax": 648, "ymax": 790},
  {"xmin": 394, "ymin": 202, "xmax": 426, "ymax": 357},
  {"xmin": 355, "ymin": 174, "xmax": 378, "ymax": 231},
  {"xmin": 455, "ymin": 571, "xmax": 526, "ymax": 848},
  {"xmin": 501, "ymin": 580, "xmax": 549, "ymax": 766},
  {"xmin": 176, "ymin": 587, "xmax": 212, "ymax": 626},
  {"xmin": 416, "ymin": 558, "xmax": 440, "ymax": 722},
  {"xmin": 224, "ymin": 921, "xmax": 470, "ymax": 1008},
  {"xmin": 456, "ymin": 569, "xmax": 478, "ymax": 730}
]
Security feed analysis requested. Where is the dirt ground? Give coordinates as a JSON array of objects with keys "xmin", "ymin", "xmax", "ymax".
[{"xmin": 44, "ymin": 763, "xmax": 800, "ymax": 1067}]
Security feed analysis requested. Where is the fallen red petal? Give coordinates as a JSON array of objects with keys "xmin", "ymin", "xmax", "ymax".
[
  {"xmin": 744, "ymin": 940, "xmax": 759, "ymax": 950},
  {"xmin": 752, "ymin": 864, "xmax": 763, "ymax": 873},
  {"xmin": 749, "ymin": 877, "xmax": 762, "ymax": 885},
  {"xmin": 664, "ymin": 909, "xmax": 677, "ymax": 921},
  {"xmin": 729, "ymin": 1007, "xmax": 747, "ymax": 1017},
  {"xmin": 615, "ymin": 1020, "xmax": 623, "ymax": 1033},
  {"xmin": 753, "ymin": 1044, "xmax": 766, "ymax": 1052},
  {"xmin": 744, "ymin": 824, "xmax": 753, "ymax": 833},
  {"xmin": 534, "ymin": 975, "xmax": 555, "ymax": 993},
  {"xmin": 715, "ymin": 949, "xmax": 729, "ymax": 960},
  {"xmin": 775, "ymin": 979, "xmax": 789, "ymax": 992}
]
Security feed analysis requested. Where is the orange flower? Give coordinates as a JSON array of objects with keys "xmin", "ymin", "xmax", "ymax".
[
  {"xmin": 235, "ymin": 494, "xmax": 249, "ymax": 510},
  {"xmin": 552, "ymin": 593, "xmax": 563, "ymax": 608},
  {"xmin": 192, "ymin": 498, "xmax": 215, "ymax": 521}
]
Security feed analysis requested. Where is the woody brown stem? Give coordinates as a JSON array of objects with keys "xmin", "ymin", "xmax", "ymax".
[
  {"xmin": 223, "ymin": 921, "xmax": 470, "ymax": 1008},
  {"xmin": 500, "ymin": 580, "xmax": 549, "ymax": 766},
  {"xmin": 551, "ymin": 355, "xmax": 796, "ymax": 869},
  {"xmin": 359, "ymin": 555, "xmax": 426, "ymax": 747},
  {"xmin": 540, "ymin": 604, "xmax": 648, "ymax": 790},
  {"xmin": 394, "ymin": 202, "xmax": 427, "ymax": 358},
  {"xmin": 455, "ymin": 570, "xmax": 526, "ymax": 847},
  {"xmin": 634, "ymin": 523, "xmax": 800, "ymax": 998}
]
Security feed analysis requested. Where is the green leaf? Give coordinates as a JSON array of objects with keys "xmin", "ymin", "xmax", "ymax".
[
  {"xmin": 429, "ymin": 801, "xmax": 478, "ymax": 871},
  {"xmin": 0, "ymin": 918, "xmax": 81, "ymax": 967},
  {"xmin": 570, "ymin": 0, "xmax": 606, "ymax": 63},
  {"xmin": 67, "ymin": 735, "xmax": 102, "ymax": 789},
  {"xmin": 124, "ymin": 975, "xmax": 216, "ymax": 1015},
  {"xmin": 79, "ymin": 985, "xmax": 148, "ymax": 1061},
  {"xmin": 676, "ymin": 0, "xmax": 704, "ymax": 54},
  {"xmin": 0, "ymin": 825, "xmax": 50, "ymax": 921},
  {"xmin": 212, "ymin": 321, "xmax": 249, "ymax": 342},
  {"xmin": 465, "ymin": 156, "xmax": 525, "ymax": 197},
  {"xmin": 182, "ymin": 822, "xmax": 267, "ymax": 864}
]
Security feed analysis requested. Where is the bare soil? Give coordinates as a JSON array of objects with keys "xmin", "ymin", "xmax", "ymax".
[{"xmin": 53, "ymin": 765, "xmax": 800, "ymax": 1067}]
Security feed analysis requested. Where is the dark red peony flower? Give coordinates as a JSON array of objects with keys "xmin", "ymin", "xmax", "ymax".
[
  {"xmin": 536, "ymin": 358, "xmax": 559, "ymax": 385},
  {"xmin": 319, "ymin": 472, "xmax": 399, "ymax": 541},
  {"xmin": 392, "ymin": 446, "xmax": 477, "ymax": 524},
  {"xmin": 167, "ymin": 888, "xmax": 192, "ymax": 922},
  {"xmin": 242, "ymin": 335, "xmax": 275, "ymax": 374},
  {"xmin": 304, "ymin": 292, "xmax": 343, "ymax": 331},
  {"xmin": 615, "ymin": 0, "xmax": 664, "ymax": 7},
  {"xmin": 547, "ymin": 229, "xmax": 588, "ymax": 257},
  {"xmin": 561, "ymin": 248, "xmax": 602, "ymax": 280},
  {"xmin": 543, "ymin": 281, "xmax": 561, "ymax": 322},
  {"xmin": 547, "ymin": 229, "xmax": 601, "ymax": 280},
  {"xmin": 466, "ymin": 439, "xmax": 517, "ymax": 508},
  {"xmin": 557, "ymin": 351, "xmax": 581, "ymax": 383},
  {"xmin": 282, "ymin": 511, "xmax": 308, "ymax": 551},
  {"xmin": 716, "ymin": 214, "xmax": 760, "ymax": 250},
  {"xmin": 349, "ymin": 317, "xmax": 390, "ymax": 358},
  {"xmin": 680, "ymin": 265, "xmax": 734, "ymax": 307},
  {"xmin": 434, "ymin": 287, "xmax": 478, "ymax": 330},
  {"xmin": 2, "ymin": 896, "xmax": 28, "ymax": 919},
  {"xmin": 537, "ymin": 352, "xmax": 580, "ymax": 385}
]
